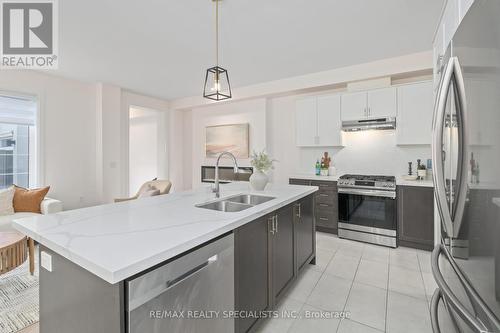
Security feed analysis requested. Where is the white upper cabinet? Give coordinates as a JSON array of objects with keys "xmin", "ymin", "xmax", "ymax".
[
  {"xmin": 367, "ymin": 88, "xmax": 397, "ymax": 118},
  {"xmin": 317, "ymin": 95, "xmax": 342, "ymax": 146},
  {"xmin": 396, "ymin": 81, "xmax": 434, "ymax": 145},
  {"xmin": 295, "ymin": 95, "xmax": 343, "ymax": 147},
  {"xmin": 341, "ymin": 88, "xmax": 396, "ymax": 120},
  {"xmin": 295, "ymin": 97, "xmax": 318, "ymax": 146},
  {"xmin": 340, "ymin": 91, "xmax": 367, "ymax": 121}
]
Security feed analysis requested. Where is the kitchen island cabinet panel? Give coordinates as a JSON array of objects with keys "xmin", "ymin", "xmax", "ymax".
[
  {"xmin": 235, "ymin": 195, "xmax": 316, "ymax": 332},
  {"xmin": 271, "ymin": 205, "xmax": 296, "ymax": 303},
  {"xmin": 295, "ymin": 196, "xmax": 315, "ymax": 272},
  {"xmin": 234, "ymin": 215, "xmax": 271, "ymax": 333}
]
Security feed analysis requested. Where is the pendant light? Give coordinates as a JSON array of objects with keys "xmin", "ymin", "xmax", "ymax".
[{"xmin": 203, "ymin": 0, "xmax": 232, "ymax": 101}]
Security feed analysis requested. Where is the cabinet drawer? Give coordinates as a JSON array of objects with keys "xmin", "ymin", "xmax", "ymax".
[
  {"xmin": 316, "ymin": 202, "xmax": 336, "ymax": 212},
  {"xmin": 316, "ymin": 212, "xmax": 337, "ymax": 228},
  {"xmin": 310, "ymin": 181, "xmax": 336, "ymax": 192},
  {"xmin": 289, "ymin": 179, "xmax": 311, "ymax": 186},
  {"xmin": 315, "ymin": 191, "xmax": 336, "ymax": 204}
]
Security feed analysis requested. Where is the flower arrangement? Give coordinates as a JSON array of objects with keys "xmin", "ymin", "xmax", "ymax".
[
  {"xmin": 321, "ymin": 152, "xmax": 331, "ymax": 169},
  {"xmin": 250, "ymin": 150, "xmax": 276, "ymax": 172}
]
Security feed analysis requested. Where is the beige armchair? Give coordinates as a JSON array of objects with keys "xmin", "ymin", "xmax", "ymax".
[{"xmin": 114, "ymin": 180, "xmax": 172, "ymax": 203}]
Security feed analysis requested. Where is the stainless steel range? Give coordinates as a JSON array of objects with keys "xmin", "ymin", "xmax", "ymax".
[{"xmin": 337, "ymin": 174, "xmax": 397, "ymax": 248}]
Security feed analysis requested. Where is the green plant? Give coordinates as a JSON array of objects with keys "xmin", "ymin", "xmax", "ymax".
[
  {"xmin": 418, "ymin": 164, "xmax": 426, "ymax": 170},
  {"xmin": 250, "ymin": 150, "xmax": 276, "ymax": 172}
]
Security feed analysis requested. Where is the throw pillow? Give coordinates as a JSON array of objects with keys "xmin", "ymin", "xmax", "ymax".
[
  {"xmin": 0, "ymin": 186, "xmax": 15, "ymax": 216},
  {"xmin": 13, "ymin": 185, "xmax": 50, "ymax": 213}
]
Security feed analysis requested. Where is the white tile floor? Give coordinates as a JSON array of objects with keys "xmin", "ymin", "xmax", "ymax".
[{"xmin": 256, "ymin": 232, "xmax": 437, "ymax": 333}]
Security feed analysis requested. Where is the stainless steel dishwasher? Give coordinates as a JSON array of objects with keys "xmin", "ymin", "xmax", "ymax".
[{"xmin": 127, "ymin": 234, "xmax": 234, "ymax": 333}]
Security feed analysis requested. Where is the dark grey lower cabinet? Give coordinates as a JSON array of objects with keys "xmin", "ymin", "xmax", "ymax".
[
  {"xmin": 234, "ymin": 195, "xmax": 316, "ymax": 333},
  {"xmin": 271, "ymin": 205, "xmax": 296, "ymax": 303},
  {"xmin": 295, "ymin": 196, "xmax": 315, "ymax": 271},
  {"xmin": 289, "ymin": 178, "xmax": 338, "ymax": 234},
  {"xmin": 39, "ymin": 246, "xmax": 124, "ymax": 333},
  {"xmin": 234, "ymin": 215, "xmax": 271, "ymax": 333},
  {"xmin": 397, "ymin": 186, "xmax": 434, "ymax": 250}
]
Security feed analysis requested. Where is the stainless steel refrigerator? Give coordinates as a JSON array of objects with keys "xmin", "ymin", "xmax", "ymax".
[{"xmin": 431, "ymin": 1, "xmax": 500, "ymax": 332}]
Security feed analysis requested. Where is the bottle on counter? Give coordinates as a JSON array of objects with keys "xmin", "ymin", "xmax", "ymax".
[{"xmin": 315, "ymin": 160, "xmax": 321, "ymax": 176}]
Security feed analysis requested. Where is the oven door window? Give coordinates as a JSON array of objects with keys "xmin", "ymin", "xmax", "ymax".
[{"xmin": 338, "ymin": 193, "xmax": 396, "ymax": 230}]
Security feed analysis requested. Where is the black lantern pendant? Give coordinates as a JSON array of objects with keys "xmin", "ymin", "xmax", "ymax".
[{"xmin": 203, "ymin": 0, "xmax": 232, "ymax": 101}]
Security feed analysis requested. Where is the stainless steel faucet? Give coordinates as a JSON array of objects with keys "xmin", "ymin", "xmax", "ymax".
[{"xmin": 213, "ymin": 151, "xmax": 239, "ymax": 198}]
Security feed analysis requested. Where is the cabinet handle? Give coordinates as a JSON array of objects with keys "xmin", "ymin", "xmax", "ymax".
[
  {"xmin": 275, "ymin": 215, "xmax": 279, "ymax": 233},
  {"xmin": 295, "ymin": 203, "xmax": 301, "ymax": 219},
  {"xmin": 368, "ymin": 107, "xmax": 371, "ymax": 117},
  {"xmin": 319, "ymin": 217, "xmax": 329, "ymax": 221},
  {"xmin": 319, "ymin": 193, "xmax": 329, "ymax": 197},
  {"xmin": 268, "ymin": 217, "xmax": 275, "ymax": 235},
  {"xmin": 319, "ymin": 203, "xmax": 329, "ymax": 207}
]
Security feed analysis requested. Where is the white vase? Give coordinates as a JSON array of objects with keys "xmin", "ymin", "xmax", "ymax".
[
  {"xmin": 417, "ymin": 169, "xmax": 427, "ymax": 179},
  {"xmin": 250, "ymin": 170, "xmax": 269, "ymax": 191}
]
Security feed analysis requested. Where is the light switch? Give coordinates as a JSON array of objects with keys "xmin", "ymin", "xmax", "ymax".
[{"xmin": 41, "ymin": 251, "xmax": 53, "ymax": 272}]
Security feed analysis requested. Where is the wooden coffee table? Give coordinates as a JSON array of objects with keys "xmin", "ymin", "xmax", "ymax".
[{"xmin": 0, "ymin": 231, "xmax": 35, "ymax": 275}]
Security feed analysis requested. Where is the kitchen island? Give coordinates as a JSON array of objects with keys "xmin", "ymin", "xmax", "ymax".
[{"xmin": 13, "ymin": 182, "xmax": 317, "ymax": 333}]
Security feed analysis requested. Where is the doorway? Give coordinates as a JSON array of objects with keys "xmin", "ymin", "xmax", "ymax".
[{"xmin": 128, "ymin": 106, "xmax": 162, "ymax": 196}]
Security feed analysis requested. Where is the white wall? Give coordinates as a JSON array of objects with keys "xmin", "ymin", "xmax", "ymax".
[
  {"xmin": 0, "ymin": 71, "xmax": 99, "ymax": 209},
  {"xmin": 187, "ymin": 99, "xmax": 267, "ymax": 188},
  {"xmin": 95, "ymin": 85, "xmax": 170, "ymax": 203}
]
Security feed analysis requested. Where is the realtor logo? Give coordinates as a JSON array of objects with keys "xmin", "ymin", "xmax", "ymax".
[{"xmin": 1, "ymin": 0, "xmax": 58, "ymax": 69}]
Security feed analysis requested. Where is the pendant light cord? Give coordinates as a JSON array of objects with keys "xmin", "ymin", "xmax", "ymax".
[{"xmin": 215, "ymin": 0, "xmax": 219, "ymax": 67}]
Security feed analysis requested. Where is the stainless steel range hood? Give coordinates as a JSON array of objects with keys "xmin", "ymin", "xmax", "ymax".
[{"xmin": 342, "ymin": 117, "xmax": 396, "ymax": 132}]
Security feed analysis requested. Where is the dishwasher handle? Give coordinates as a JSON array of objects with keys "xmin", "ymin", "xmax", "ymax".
[
  {"xmin": 128, "ymin": 256, "xmax": 217, "ymax": 312},
  {"xmin": 165, "ymin": 255, "xmax": 217, "ymax": 291},
  {"xmin": 127, "ymin": 234, "xmax": 233, "ymax": 313}
]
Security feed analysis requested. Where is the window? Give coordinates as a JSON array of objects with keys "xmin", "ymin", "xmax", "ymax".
[{"xmin": 0, "ymin": 94, "xmax": 37, "ymax": 189}]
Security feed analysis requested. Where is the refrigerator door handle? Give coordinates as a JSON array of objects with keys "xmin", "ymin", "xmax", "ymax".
[
  {"xmin": 432, "ymin": 244, "xmax": 500, "ymax": 332},
  {"xmin": 432, "ymin": 56, "xmax": 469, "ymax": 239},
  {"xmin": 449, "ymin": 57, "xmax": 469, "ymax": 239},
  {"xmin": 430, "ymin": 289, "xmax": 443, "ymax": 333},
  {"xmin": 432, "ymin": 57, "xmax": 455, "ymax": 238},
  {"xmin": 430, "ymin": 288, "xmax": 461, "ymax": 333}
]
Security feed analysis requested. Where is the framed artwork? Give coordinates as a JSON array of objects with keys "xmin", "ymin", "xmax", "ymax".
[{"xmin": 205, "ymin": 123, "xmax": 249, "ymax": 158}]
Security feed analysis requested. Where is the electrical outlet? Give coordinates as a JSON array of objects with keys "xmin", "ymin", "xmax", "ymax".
[{"xmin": 41, "ymin": 251, "xmax": 53, "ymax": 272}]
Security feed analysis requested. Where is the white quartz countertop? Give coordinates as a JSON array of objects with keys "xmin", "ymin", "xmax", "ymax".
[
  {"xmin": 13, "ymin": 183, "xmax": 317, "ymax": 284},
  {"xmin": 290, "ymin": 174, "xmax": 436, "ymax": 188},
  {"xmin": 396, "ymin": 176, "xmax": 434, "ymax": 188}
]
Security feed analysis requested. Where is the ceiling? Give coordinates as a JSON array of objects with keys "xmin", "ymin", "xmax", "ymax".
[{"xmin": 57, "ymin": 0, "xmax": 443, "ymax": 100}]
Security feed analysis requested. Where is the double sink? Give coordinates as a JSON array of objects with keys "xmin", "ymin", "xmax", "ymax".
[{"xmin": 196, "ymin": 194, "xmax": 276, "ymax": 212}]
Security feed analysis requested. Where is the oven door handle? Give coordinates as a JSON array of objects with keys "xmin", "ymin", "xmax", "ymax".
[{"xmin": 337, "ymin": 188, "xmax": 396, "ymax": 199}]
